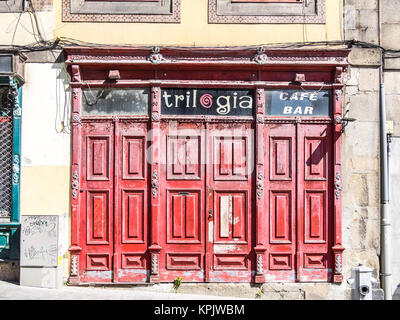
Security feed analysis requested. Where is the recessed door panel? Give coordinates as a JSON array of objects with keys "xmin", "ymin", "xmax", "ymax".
[
  {"xmin": 122, "ymin": 136, "xmax": 145, "ymax": 180},
  {"xmin": 207, "ymin": 123, "xmax": 254, "ymax": 282},
  {"xmin": 270, "ymin": 137, "xmax": 292, "ymax": 180},
  {"xmin": 121, "ymin": 190, "xmax": 145, "ymax": 244},
  {"xmin": 213, "ymin": 136, "xmax": 248, "ymax": 181},
  {"xmin": 159, "ymin": 122, "xmax": 206, "ymax": 282},
  {"xmin": 86, "ymin": 190, "xmax": 110, "ymax": 244},
  {"xmin": 114, "ymin": 121, "xmax": 149, "ymax": 282},
  {"xmin": 270, "ymin": 191, "xmax": 292, "ymax": 243},
  {"xmin": 297, "ymin": 124, "xmax": 333, "ymax": 282},
  {"xmin": 86, "ymin": 136, "xmax": 111, "ymax": 181},
  {"xmin": 265, "ymin": 123, "xmax": 333, "ymax": 282},
  {"xmin": 80, "ymin": 121, "xmax": 114, "ymax": 283},
  {"xmin": 264, "ymin": 123, "xmax": 296, "ymax": 280},
  {"xmin": 167, "ymin": 136, "xmax": 202, "ymax": 180},
  {"xmin": 305, "ymin": 137, "xmax": 327, "ymax": 180},
  {"xmin": 167, "ymin": 190, "xmax": 201, "ymax": 243},
  {"xmin": 214, "ymin": 192, "xmax": 247, "ymax": 243}
]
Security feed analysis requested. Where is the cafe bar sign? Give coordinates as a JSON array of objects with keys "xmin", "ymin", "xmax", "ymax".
[
  {"xmin": 265, "ymin": 89, "xmax": 331, "ymax": 116},
  {"xmin": 161, "ymin": 88, "xmax": 254, "ymax": 116}
]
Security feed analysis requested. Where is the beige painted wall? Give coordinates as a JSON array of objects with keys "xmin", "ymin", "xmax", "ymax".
[
  {"xmin": 54, "ymin": 0, "xmax": 343, "ymax": 46},
  {"xmin": 0, "ymin": 12, "xmax": 54, "ymax": 46}
]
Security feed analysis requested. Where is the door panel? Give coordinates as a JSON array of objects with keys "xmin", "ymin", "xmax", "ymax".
[
  {"xmin": 207, "ymin": 123, "xmax": 254, "ymax": 282},
  {"xmin": 77, "ymin": 118, "xmax": 333, "ymax": 283},
  {"xmin": 80, "ymin": 121, "xmax": 114, "ymax": 283},
  {"xmin": 297, "ymin": 124, "xmax": 333, "ymax": 282},
  {"xmin": 114, "ymin": 121, "xmax": 149, "ymax": 282},
  {"xmin": 264, "ymin": 123, "xmax": 333, "ymax": 282},
  {"xmin": 159, "ymin": 122, "xmax": 206, "ymax": 282},
  {"xmin": 264, "ymin": 123, "xmax": 296, "ymax": 281}
]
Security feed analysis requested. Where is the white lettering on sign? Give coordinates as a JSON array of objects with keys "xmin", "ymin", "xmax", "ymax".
[
  {"xmin": 279, "ymin": 91, "xmax": 319, "ymax": 102},
  {"xmin": 283, "ymin": 106, "xmax": 314, "ymax": 115},
  {"xmin": 163, "ymin": 90, "xmax": 253, "ymax": 115}
]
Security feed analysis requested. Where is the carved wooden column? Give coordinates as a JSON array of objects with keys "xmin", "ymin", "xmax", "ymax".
[
  {"xmin": 254, "ymin": 88, "xmax": 267, "ymax": 283},
  {"xmin": 149, "ymin": 86, "xmax": 161, "ymax": 283},
  {"xmin": 332, "ymin": 67, "xmax": 345, "ymax": 283},
  {"xmin": 68, "ymin": 64, "xmax": 82, "ymax": 284}
]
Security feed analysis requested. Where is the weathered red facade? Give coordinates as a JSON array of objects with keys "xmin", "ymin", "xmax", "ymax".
[{"xmin": 66, "ymin": 47, "xmax": 348, "ymax": 284}]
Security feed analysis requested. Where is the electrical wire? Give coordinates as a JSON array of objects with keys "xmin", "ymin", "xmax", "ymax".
[{"xmin": 1, "ymin": 38, "xmax": 400, "ymax": 58}]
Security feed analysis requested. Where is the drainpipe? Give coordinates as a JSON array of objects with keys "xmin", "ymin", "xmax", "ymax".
[{"xmin": 378, "ymin": 0, "xmax": 392, "ymax": 300}]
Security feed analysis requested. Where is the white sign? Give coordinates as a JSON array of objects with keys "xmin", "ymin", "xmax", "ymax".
[{"xmin": 20, "ymin": 216, "xmax": 59, "ymax": 267}]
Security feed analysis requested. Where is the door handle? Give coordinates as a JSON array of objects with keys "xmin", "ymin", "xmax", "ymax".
[{"xmin": 208, "ymin": 209, "xmax": 213, "ymax": 219}]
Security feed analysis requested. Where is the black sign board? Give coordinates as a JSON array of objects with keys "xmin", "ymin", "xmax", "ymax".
[
  {"xmin": 265, "ymin": 89, "xmax": 331, "ymax": 116},
  {"xmin": 161, "ymin": 88, "xmax": 254, "ymax": 116}
]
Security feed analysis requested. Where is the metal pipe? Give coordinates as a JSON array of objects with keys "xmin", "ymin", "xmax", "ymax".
[
  {"xmin": 378, "ymin": 0, "xmax": 392, "ymax": 300},
  {"xmin": 379, "ymin": 82, "xmax": 392, "ymax": 300}
]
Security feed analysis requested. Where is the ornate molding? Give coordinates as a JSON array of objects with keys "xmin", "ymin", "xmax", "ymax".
[
  {"xmin": 62, "ymin": 0, "xmax": 181, "ymax": 23},
  {"xmin": 65, "ymin": 48, "xmax": 349, "ymax": 67},
  {"xmin": 152, "ymin": 170, "xmax": 159, "ymax": 199},
  {"xmin": 151, "ymin": 253, "xmax": 159, "ymax": 275},
  {"xmin": 209, "ymin": 0, "xmax": 326, "ymax": 24},
  {"xmin": 71, "ymin": 65, "xmax": 81, "ymax": 83},
  {"xmin": 256, "ymin": 172, "xmax": 264, "ymax": 200},
  {"xmin": 257, "ymin": 254, "xmax": 264, "ymax": 275},
  {"xmin": 253, "ymin": 47, "xmax": 268, "ymax": 65},
  {"xmin": 71, "ymin": 170, "xmax": 79, "ymax": 200},
  {"xmin": 12, "ymin": 155, "xmax": 20, "ymax": 185},
  {"xmin": 335, "ymin": 89, "xmax": 342, "ymax": 101},
  {"xmin": 257, "ymin": 88, "xmax": 263, "ymax": 101},
  {"xmin": 148, "ymin": 47, "xmax": 166, "ymax": 64},
  {"xmin": 9, "ymin": 78, "xmax": 21, "ymax": 118},
  {"xmin": 72, "ymin": 88, "xmax": 78, "ymax": 100},
  {"xmin": 335, "ymin": 172, "xmax": 342, "ymax": 200},
  {"xmin": 71, "ymin": 255, "xmax": 78, "ymax": 276},
  {"xmin": 335, "ymin": 254, "xmax": 342, "ymax": 274}
]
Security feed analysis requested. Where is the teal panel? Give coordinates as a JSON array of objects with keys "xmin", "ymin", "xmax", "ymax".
[
  {"xmin": 0, "ymin": 232, "xmax": 10, "ymax": 249},
  {"xmin": 0, "ymin": 75, "xmax": 22, "ymax": 260},
  {"xmin": 0, "ymin": 225, "xmax": 19, "ymax": 260}
]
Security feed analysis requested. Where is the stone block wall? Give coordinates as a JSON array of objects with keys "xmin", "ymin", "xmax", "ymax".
[{"xmin": 344, "ymin": 0, "xmax": 400, "ymax": 299}]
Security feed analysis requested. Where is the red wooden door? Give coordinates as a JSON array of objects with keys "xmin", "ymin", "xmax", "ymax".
[
  {"xmin": 264, "ymin": 122, "xmax": 333, "ymax": 282},
  {"xmin": 206, "ymin": 122, "xmax": 254, "ymax": 282},
  {"xmin": 114, "ymin": 120, "xmax": 149, "ymax": 282},
  {"xmin": 158, "ymin": 121, "xmax": 254, "ymax": 282},
  {"xmin": 80, "ymin": 121, "xmax": 114, "ymax": 283},
  {"xmin": 264, "ymin": 123, "xmax": 297, "ymax": 281},
  {"xmin": 297, "ymin": 123, "xmax": 333, "ymax": 282},
  {"xmin": 159, "ymin": 121, "xmax": 206, "ymax": 282}
]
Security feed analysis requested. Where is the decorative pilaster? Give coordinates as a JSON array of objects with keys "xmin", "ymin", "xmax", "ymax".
[
  {"xmin": 9, "ymin": 77, "xmax": 22, "ymax": 223},
  {"xmin": 254, "ymin": 88, "xmax": 267, "ymax": 283},
  {"xmin": 68, "ymin": 70, "xmax": 83, "ymax": 283},
  {"xmin": 332, "ymin": 72, "xmax": 345, "ymax": 283},
  {"xmin": 149, "ymin": 86, "xmax": 162, "ymax": 282}
]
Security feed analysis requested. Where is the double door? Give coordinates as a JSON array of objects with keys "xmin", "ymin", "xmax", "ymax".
[
  {"xmin": 264, "ymin": 122, "xmax": 333, "ymax": 282},
  {"xmin": 78, "ymin": 119, "xmax": 254, "ymax": 283},
  {"xmin": 158, "ymin": 121, "xmax": 254, "ymax": 282},
  {"xmin": 77, "ymin": 118, "xmax": 333, "ymax": 283},
  {"xmin": 79, "ymin": 120, "xmax": 149, "ymax": 283}
]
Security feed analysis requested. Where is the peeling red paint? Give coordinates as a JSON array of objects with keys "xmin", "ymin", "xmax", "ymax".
[{"xmin": 67, "ymin": 47, "xmax": 347, "ymax": 284}]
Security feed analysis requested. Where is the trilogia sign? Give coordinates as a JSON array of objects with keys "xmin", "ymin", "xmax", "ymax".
[{"xmin": 161, "ymin": 89, "xmax": 254, "ymax": 116}]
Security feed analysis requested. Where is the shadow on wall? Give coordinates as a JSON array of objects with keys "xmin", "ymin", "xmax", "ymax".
[{"xmin": 393, "ymin": 284, "xmax": 400, "ymax": 300}]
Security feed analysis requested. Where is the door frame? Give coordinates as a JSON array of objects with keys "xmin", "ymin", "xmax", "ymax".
[{"xmin": 66, "ymin": 46, "xmax": 348, "ymax": 284}]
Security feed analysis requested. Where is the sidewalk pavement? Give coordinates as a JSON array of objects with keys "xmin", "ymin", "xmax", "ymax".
[{"xmin": 0, "ymin": 281, "xmax": 247, "ymax": 300}]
